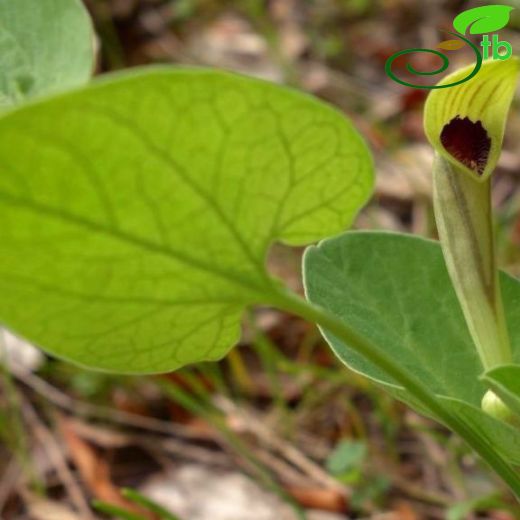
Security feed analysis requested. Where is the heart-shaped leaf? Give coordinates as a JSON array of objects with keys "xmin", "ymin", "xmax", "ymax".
[
  {"xmin": 304, "ymin": 232, "xmax": 520, "ymax": 460},
  {"xmin": 0, "ymin": 0, "xmax": 94, "ymax": 109},
  {"xmin": 453, "ymin": 5, "xmax": 514, "ymax": 35},
  {"xmin": 305, "ymin": 232, "xmax": 489, "ymax": 404},
  {"xmin": 0, "ymin": 68, "xmax": 373, "ymax": 373}
]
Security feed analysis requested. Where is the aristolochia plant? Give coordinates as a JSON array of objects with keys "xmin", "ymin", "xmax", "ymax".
[
  {"xmin": 3, "ymin": 0, "xmax": 520, "ymax": 498},
  {"xmin": 425, "ymin": 59, "xmax": 518, "ymax": 418}
]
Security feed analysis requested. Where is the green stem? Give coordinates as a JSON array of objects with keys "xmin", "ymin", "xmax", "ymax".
[
  {"xmin": 432, "ymin": 154, "xmax": 512, "ymax": 370},
  {"xmin": 269, "ymin": 286, "xmax": 520, "ymax": 497}
]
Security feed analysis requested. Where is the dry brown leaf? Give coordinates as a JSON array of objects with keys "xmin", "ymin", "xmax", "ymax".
[
  {"xmin": 285, "ymin": 486, "xmax": 348, "ymax": 513},
  {"xmin": 390, "ymin": 500, "xmax": 419, "ymax": 520},
  {"xmin": 58, "ymin": 418, "xmax": 154, "ymax": 519}
]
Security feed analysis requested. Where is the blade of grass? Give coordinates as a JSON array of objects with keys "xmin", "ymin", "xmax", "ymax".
[
  {"xmin": 122, "ymin": 488, "xmax": 181, "ymax": 520},
  {"xmin": 92, "ymin": 500, "xmax": 148, "ymax": 520}
]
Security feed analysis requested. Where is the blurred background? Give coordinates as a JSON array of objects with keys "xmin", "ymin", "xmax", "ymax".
[{"xmin": 2, "ymin": 0, "xmax": 520, "ymax": 518}]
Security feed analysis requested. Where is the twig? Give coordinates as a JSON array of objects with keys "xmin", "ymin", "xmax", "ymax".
[
  {"xmin": 12, "ymin": 368, "xmax": 204, "ymax": 440},
  {"xmin": 250, "ymin": 447, "xmax": 313, "ymax": 487},
  {"xmin": 21, "ymin": 401, "xmax": 94, "ymax": 519},
  {"xmin": 214, "ymin": 396, "xmax": 348, "ymax": 495},
  {"xmin": 67, "ymin": 419, "xmax": 231, "ymax": 468}
]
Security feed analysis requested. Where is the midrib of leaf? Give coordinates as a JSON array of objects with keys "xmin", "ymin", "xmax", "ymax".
[
  {"xmin": 0, "ymin": 271, "xmax": 246, "ymax": 307},
  {"xmin": 0, "ymin": 188, "xmax": 272, "ymax": 300},
  {"xmin": 0, "ymin": 98, "xmax": 284, "ymax": 302}
]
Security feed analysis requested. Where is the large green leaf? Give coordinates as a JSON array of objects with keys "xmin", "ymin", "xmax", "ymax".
[
  {"xmin": 303, "ymin": 231, "xmax": 520, "ymax": 461},
  {"xmin": 304, "ymin": 231, "xmax": 520, "ymax": 404},
  {"xmin": 0, "ymin": 0, "xmax": 94, "ymax": 108},
  {"xmin": 0, "ymin": 68, "xmax": 373, "ymax": 373},
  {"xmin": 305, "ymin": 232, "xmax": 484, "ymax": 404}
]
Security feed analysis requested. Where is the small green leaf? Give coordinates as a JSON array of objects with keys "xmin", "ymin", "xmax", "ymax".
[
  {"xmin": 303, "ymin": 232, "xmax": 520, "ymax": 462},
  {"xmin": 482, "ymin": 365, "xmax": 520, "ymax": 419},
  {"xmin": 326, "ymin": 439, "xmax": 366, "ymax": 475},
  {"xmin": 0, "ymin": 68, "xmax": 373, "ymax": 373},
  {"xmin": 453, "ymin": 5, "xmax": 514, "ymax": 35},
  {"xmin": 0, "ymin": 0, "xmax": 94, "ymax": 109},
  {"xmin": 424, "ymin": 58, "xmax": 519, "ymax": 180}
]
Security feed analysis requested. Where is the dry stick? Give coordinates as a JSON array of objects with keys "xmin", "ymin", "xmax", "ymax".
[
  {"xmin": 18, "ymin": 369, "xmax": 442, "ymax": 509},
  {"xmin": 21, "ymin": 400, "xmax": 94, "ymax": 520},
  {"xmin": 214, "ymin": 396, "xmax": 347, "ymax": 494},
  {"xmin": 389, "ymin": 473, "xmax": 452, "ymax": 507},
  {"xmin": 68, "ymin": 418, "xmax": 231, "ymax": 468},
  {"xmin": 17, "ymin": 369, "xmax": 345, "ymax": 494},
  {"xmin": 250, "ymin": 448, "xmax": 314, "ymax": 487},
  {"xmin": 12, "ymin": 367, "xmax": 202, "ymax": 440},
  {"xmin": 15, "ymin": 369, "xmax": 335, "ymax": 510}
]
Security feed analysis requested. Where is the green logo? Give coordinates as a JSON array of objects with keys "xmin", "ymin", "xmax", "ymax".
[{"xmin": 385, "ymin": 5, "xmax": 514, "ymax": 89}]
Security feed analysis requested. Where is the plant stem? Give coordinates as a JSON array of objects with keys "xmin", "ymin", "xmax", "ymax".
[
  {"xmin": 432, "ymin": 154, "xmax": 512, "ymax": 370},
  {"xmin": 270, "ymin": 286, "xmax": 520, "ymax": 498}
]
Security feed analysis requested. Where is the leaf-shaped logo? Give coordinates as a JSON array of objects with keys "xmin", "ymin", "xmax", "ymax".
[
  {"xmin": 453, "ymin": 5, "xmax": 514, "ymax": 35},
  {"xmin": 437, "ymin": 39, "xmax": 466, "ymax": 50}
]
